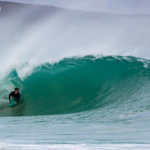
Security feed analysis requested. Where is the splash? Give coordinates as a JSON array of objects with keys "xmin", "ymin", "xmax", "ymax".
[{"xmin": 0, "ymin": 2, "xmax": 150, "ymax": 80}]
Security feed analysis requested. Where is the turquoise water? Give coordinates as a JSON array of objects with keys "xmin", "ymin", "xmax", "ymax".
[{"xmin": 0, "ymin": 56, "xmax": 150, "ymax": 149}]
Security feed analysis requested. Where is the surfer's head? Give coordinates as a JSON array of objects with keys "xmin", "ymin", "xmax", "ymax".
[{"xmin": 15, "ymin": 88, "xmax": 19, "ymax": 94}]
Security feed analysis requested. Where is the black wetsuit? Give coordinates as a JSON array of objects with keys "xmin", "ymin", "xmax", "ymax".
[{"xmin": 9, "ymin": 91, "xmax": 21, "ymax": 103}]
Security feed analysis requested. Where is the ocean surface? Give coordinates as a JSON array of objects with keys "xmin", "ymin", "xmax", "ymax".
[
  {"xmin": 1, "ymin": 2, "xmax": 150, "ymax": 149},
  {"xmin": 0, "ymin": 56, "xmax": 150, "ymax": 149}
]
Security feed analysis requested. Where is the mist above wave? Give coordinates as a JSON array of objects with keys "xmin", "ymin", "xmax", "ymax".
[{"xmin": 0, "ymin": 2, "xmax": 150, "ymax": 79}]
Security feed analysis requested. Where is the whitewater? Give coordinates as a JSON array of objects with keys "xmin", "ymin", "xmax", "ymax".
[{"xmin": 0, "ymin": 2, "xmax": 150, "ymax": 150}]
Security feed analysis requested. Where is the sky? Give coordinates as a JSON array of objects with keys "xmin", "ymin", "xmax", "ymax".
[{"xmin": 0, "ymin": 0, "xmax": 150, "ymax": 14}]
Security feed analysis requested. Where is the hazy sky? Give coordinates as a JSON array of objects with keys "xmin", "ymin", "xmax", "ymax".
[{"xmin": 0, "ymin": 0, "xmax": 150, "ymax": 14}]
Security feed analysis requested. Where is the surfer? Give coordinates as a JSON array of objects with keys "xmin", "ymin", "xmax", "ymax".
[{"xmin": 9, "ymin": 88, "xmax": 21, "ymax": 105}]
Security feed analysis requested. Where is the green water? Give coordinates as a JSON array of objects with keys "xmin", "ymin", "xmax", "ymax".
[{"xmin": 1, "ymin": 56, "xmax": 150, "ymax": 116}]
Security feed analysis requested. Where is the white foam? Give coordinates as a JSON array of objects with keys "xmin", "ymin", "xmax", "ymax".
[{"xmin": 0, "ymin": 144, "xmax": 150, "ymax": 150}]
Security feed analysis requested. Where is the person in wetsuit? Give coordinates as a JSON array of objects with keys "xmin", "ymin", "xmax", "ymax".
[{"xmin": 9, "ymin": 88, "xmax": 21, "ymax": 105}]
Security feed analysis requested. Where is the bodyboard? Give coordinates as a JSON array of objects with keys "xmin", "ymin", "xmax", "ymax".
[{"xmin": 9, "ymin": 97, "xmax": 17, "ymax": 106}]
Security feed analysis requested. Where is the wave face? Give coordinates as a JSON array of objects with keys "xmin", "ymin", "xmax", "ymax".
[{"xmin": 0, "ymin": 56, "xmax": 150, "ymax": 117}]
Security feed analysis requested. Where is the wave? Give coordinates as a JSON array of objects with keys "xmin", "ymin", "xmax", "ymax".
[{"xmin": 0, "ymin": 56, "xmax": 150, "ymax": 117}]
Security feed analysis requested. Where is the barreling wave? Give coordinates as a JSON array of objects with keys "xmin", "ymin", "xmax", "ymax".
[{"xmin": 0, "ymin": 55, "xmax": 150, "ymax": 117}]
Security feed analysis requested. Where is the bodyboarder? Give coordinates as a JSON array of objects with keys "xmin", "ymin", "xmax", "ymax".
[{"xmin": 9, "ymin": 88, "xmax": 21, "ymax": 105}]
